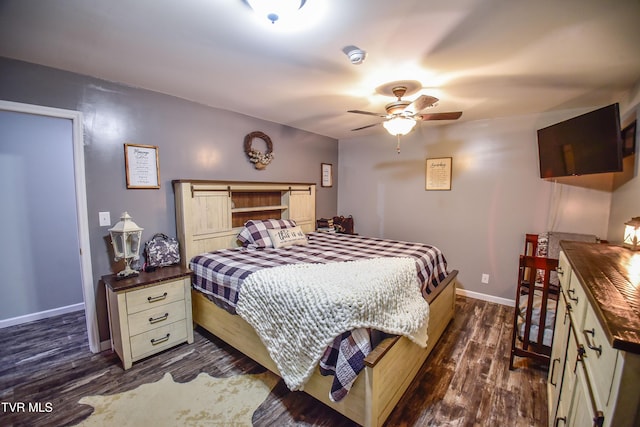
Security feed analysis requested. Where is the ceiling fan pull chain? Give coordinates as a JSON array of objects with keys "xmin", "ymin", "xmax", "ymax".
[{"xmin": 396, "ymin": 134, "xmax": 401, "ymax": 154}]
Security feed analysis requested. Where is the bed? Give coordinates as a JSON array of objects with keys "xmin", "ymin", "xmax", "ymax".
[{"xmin": 173, "ymin": 180, "xmax": 458, "ymax": 427}]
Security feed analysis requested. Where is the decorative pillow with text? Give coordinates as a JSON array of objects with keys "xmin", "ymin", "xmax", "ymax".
[
  {"xmin": 237, "ymin": 219, "xmax": 298, "ymax": 248},
  {"xmin": 267, "ymin": 226, "xmax": 308, "ymax": 248}
]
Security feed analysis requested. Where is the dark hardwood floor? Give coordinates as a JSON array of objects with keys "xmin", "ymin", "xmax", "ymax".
[{"xmin": 0, "ymin": 296, "xmax": 547, "ymax": 427}]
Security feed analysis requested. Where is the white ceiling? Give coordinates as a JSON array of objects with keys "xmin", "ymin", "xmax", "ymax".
[{"xmin": 1, "ymin": 0, "xmax": 639, "ymax": 140}]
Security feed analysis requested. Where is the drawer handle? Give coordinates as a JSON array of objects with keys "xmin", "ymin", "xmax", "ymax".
[
  {"xmin": 583, "ymin": 328, "xmax": 602, "ymax": 357},
  {"xmin": 575, "ymin": 344, "xmax": 586, "ymax": 371},
  {"xmin": 150, "ymin": 333, "xmax": 170, "ymax": 346},
  {"xmin": 554, "ymin": 416, "xmax": 566, "ymax": 427},
  {"xmin": 567, "ymin": 288, "xmax": 578, "ymax": 303},
  {"xmin": 593, "ymin": 410, "xmax": 604, "ymax": 427},
  {"xmin": 550, "ymin": 357, "xmax": 561, "ymax": 387},
  {"xmin": 147, "ymin": 292, "xmax": 168, "ymax": 303},
  {"xmin": 564, "ymin": 303, "xmax": 572, "ymax": 324},
  {"xmin": 149, "ymin": 313, "xmax": 169, "ymax": 324},
  {"xmin": 557, "ymin": 266, "xmax": 564, "ymax": 276}
]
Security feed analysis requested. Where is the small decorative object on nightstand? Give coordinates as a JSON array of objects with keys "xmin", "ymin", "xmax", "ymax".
[
  {"xmin": 104, "ymin": 266, "xmax": 193, "ymax": 370},
  {"xmin": 108, "ymin": 212, "xmax": 144, "ymax": 278}
]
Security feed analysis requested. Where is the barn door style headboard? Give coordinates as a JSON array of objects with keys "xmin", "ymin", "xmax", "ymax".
[{"xmin": 173, "ymin": 180, "xmax": 316, "ymax": 265}]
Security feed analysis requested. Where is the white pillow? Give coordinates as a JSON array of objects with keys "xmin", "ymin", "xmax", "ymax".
[{"xmin": 267, "ymin": 226, "xmax": 308, "ymax": 248}]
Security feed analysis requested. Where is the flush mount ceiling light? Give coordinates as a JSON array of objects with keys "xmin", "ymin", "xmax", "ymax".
[
  {"xmin": 342, "ymin": 45, "xmax": 367, "ymax": 65},
  {"xmin": 247, "ymin": 0, "xmax": 307, "ymax": 24}
]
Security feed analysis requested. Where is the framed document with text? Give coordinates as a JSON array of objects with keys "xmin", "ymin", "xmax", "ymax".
[
  {"xmin": 425, "ymin": 157, "xmax": 452, "ymax": 191},
  {"xmin": 321, "ymin": 163, "xmax": 333, "ymax": 187},
  {"xmin": 124, "ymin": 144, "xmax": 160, "ymax": 189}
]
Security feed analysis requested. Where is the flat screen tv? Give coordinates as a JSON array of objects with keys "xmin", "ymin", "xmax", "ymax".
[{"xmin": 537, "ymin": 103, "xmax": 623, "ymax": 178}]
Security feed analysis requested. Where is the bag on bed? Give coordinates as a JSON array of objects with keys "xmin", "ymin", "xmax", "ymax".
[
  {"xmin": 332, "ymin": 215, "xmax": 354, "ymax": 234},
  {"xmin": 145, "ymin": 233, "xmax": 180, "ymax": 267}
]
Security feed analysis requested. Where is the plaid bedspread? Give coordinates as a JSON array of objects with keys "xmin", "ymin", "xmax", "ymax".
[{"xmin": 190, "ymin": 232, "xmax": 448, "ymax": 401}]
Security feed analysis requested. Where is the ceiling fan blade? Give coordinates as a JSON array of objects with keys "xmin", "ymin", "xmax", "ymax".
[
  {"xmin": 418, "ymin": 111, "xmax": 463, "ymax": 121},
  {"xmin": 351, "ymin": 123, "xmax": 381, "ymax": 131},
  {"xmin": 404, "ymin": 95, "xmax": 439, "ymax": 115},
  {"xmin": 348, "ymin": 109, "xmax": 387, "ymax": 118}
]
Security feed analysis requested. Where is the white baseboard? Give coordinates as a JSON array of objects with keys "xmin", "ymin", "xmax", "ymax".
[
  {"xmin": 456, "ymin": 288, "xmax": 515, "ymax": 307},
  {"xmin": 0, "ymin": 303, "xmax": 85, "ymax": 329}
]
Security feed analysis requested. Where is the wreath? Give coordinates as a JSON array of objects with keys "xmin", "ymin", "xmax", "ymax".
[{"xmin": 244, "ymin": 131, "xmax": 274, "ymax": 170}]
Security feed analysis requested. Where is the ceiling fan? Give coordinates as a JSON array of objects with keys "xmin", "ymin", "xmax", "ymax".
[{"xmin": 348, "ymin": 86, "xmax": 463, "ymax": 153}]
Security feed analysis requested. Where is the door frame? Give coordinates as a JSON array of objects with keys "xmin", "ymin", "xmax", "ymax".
[{"xmin": 0, "ymin": 100, "xmax": 99, "ymax": 353}]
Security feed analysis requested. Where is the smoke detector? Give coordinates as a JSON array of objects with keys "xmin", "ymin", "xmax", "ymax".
[{"xmin": 342, "ymin": 45, "xmax": 367, "ymax": 65}]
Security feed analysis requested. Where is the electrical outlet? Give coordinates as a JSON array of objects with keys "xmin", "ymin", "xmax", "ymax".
[
  {"xmin": 481, "ymin": 273, "xmax": 490, "ymax": 284},
  {"xmin": 99, "ymin": 211, "xmax": 111, "ymax": 227}
]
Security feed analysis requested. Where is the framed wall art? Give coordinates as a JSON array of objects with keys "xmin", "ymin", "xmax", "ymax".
[
  {"xmin": 124, "ymin": 143, "xmax": 160, "ymax": 189},
  {"xmin": 425, "ymin": 157, "xmax": 452, "ymax": 191},
  {"xmin": 321, "ymin": 163, "xmax": 333, "ymax": 187}
]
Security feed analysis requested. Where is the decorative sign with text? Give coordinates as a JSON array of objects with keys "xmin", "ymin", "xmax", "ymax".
[
  {"xmin": 125, "ymin": 144, "xmax": 160, "ymax": 189},
  {"xmin": 425, "ymin": 157, "xmax": 452, "ymax": 191}
]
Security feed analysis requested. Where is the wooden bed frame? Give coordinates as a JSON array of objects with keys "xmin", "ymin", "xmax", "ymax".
[{"xmin": 173, "ymin": 180, "xmax": 457, "ymax": 427}]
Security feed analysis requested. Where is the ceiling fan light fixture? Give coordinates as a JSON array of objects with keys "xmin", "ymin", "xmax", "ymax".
[
  {"xmin": 247, "ymin": 0, "xmax": 306, "ymax": 23},
  {"xmin": 383, "ymin": 116, "xmax": 416, "ymax": 136}
]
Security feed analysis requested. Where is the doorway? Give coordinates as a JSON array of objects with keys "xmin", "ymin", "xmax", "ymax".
[{"xmin": 0, "ymin": 100, "xmax": 99, "ymax": 352}]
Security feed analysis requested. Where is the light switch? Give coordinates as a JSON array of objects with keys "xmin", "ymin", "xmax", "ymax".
[{"xmin": 99, "ymin": 211, "xmax": 111, "ymax": 227}]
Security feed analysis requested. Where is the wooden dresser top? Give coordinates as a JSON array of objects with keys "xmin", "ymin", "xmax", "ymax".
[{"xmin": 561, "ymin": 241, "xmax": 640, "ymax": 354}]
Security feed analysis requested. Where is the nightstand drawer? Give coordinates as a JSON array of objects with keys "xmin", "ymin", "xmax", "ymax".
[
  {"xmin": 125, "ymin": 278, "xmax": 186, "ymax": 314},
  {"xmin": 130, "ymin": 319, "xmax": 188, "ymax": 360},
  {"xmin": 127, "ymin": 300, "xmax": 186, "ymax": 336}
]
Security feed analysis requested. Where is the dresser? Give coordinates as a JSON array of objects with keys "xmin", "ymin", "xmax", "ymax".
[
  {"xmin": 547, "ymin": 242, "xmax": 640, "ymax": 427},
  {"xmin": 104, "ymin": 266, "xmax": 194, "ymax": 369}
]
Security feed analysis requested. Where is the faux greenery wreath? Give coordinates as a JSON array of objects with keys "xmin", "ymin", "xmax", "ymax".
[{"xmin": 244, "ymin": 131, "xmax": 274, "ymax": 170}]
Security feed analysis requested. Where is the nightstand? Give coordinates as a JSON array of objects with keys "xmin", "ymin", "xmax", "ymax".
[{"xmin": 104, "ymin": 266, "xmax": 193, "ymax": 369}]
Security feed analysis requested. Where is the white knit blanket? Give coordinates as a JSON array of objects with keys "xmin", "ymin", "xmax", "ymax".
[{"xmin": 235, "ymin": 257, "xmax": 430, "ymax": 391}]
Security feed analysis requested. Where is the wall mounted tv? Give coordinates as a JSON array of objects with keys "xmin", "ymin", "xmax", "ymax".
[{"xmin": 537, "ymin": 103, "xmax": 623, "ymax": 179}]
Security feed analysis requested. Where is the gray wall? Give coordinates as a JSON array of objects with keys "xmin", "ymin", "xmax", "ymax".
[
  {"xmin": 0, "ymin": 57, "xmax": 339, "ymax": 340},
  {"xmin": 338, "ymin": 109, "xmax": 628, "ymax": 301}
]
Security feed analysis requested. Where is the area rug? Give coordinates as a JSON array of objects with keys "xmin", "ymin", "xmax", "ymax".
[{"xmin": 74, "ymin": 371, "xmax": 279, "ymax": 426}]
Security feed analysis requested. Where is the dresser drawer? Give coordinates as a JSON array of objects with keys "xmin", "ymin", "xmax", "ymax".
[
  {"xmin": 130, "ymin": 319, "xmax": 188, "ymax": 360},
  {"xmin": 125, "ymin": 278, "xmax": 187, "ymax": 314},
  {"xmin": 127, "ymin": 300, "xmax": 186, "ymax": 336},
  {"xmin": 557, "ymin": 251, "xmax": 572, "ymax": 289},
  {"xmin": 559, "ymin": 324, "xmax": 579, "ymax": 419},
  {"xmin": 565, "ymin": 274, "xmax": 588, "ymax": 330},
  {"xmin": 580, "ymin": 305, "xmax": 617, "ymax": 409}
]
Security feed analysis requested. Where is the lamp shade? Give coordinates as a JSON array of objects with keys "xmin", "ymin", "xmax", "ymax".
[
  {"xmin": 383, "ymin": 116, "xmax": 417, "ymax": 136},
  {"xmin": 247, "ymin": 0, "xmax": 304, "ymax": 23},
  {"xmin": 109, "ymin": 212, "xmax": 144, "ymax": 277},
  {"xmin": 623, "ymin": 217, "xmax": 640, "ymax": 250}
]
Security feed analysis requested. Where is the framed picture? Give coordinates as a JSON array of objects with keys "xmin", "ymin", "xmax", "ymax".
[
  {"xmin": 321, "ymin": 163, "xmax": 333, "ymax": 187},
  {"xmin": 124, "ymin": 143, "xmax": 160, "ymax": 189},
  {"xmin": 622, "ymin": 121, "xmax": 636, "ymax": 157},
  {"xmin": 425, "ymin": 157, "xmax": 452, "ymax": 191}
]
